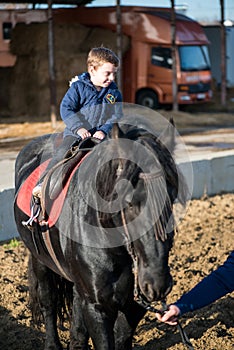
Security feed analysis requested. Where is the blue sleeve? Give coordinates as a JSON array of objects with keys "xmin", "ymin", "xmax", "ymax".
[
  {"xmin": 175, "ymin": 251, "xmax": 234, "ymax": 315},
  {"xmin": 60, "ymin": 84, "xmax": 86, "ymax": 134}
]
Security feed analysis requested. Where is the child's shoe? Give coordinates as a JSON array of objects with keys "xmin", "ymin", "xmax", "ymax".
[{"xmin": 32, "ymin": 183, "xmax": 42, "ymax": 199}]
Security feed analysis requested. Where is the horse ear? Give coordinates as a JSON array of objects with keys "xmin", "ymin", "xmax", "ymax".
[
  {"xmin": 158, "ymin": 118, "xmax": 175, "ymax": 152},
  {"xmin": 111, "ymin": 123, "xmax": 123, "ymax": 140}
]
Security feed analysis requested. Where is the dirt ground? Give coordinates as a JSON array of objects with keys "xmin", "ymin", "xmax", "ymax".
[
  {"xmin": 0, "ymin": 109, "xmax": 234, "ymax": 349},
  {"xmin": 0, "ymin": 194, "xmax": 233, "ymax": 350}
]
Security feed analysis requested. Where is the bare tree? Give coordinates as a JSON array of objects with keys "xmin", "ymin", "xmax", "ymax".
[
  {"xmin": 220, "ymin": 0, "xmax": 227, "ymax": 106},
  {"xmin": 48, "ymin": 0, "xmax": 57, "ymax": 128},
  {"xmin": 116, "ymin": 0, "xmax": 122, "ymax": 93},
  {"xmin": 170, "ymin": 0, "xmax": 178, "ymax": 111}
]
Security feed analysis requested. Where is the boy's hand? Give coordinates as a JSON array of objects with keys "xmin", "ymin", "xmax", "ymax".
[
  {"xmin": 77, "ymin": 128, "xmax": 91, "ymax": 140},
  {"xmin": 93, "ymin": 130, "xmax": 106, "ymax": 140},
  {"xmin": 155, "ymin": 304, "xmax": 180, "ymax": 325}
]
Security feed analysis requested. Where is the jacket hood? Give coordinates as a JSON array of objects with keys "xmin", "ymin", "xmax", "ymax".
[{"xmin": 69, "ymin": 72, "xmax": 118, "ymax": 90}]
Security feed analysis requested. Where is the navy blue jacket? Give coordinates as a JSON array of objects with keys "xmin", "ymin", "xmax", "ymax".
[
  {"xmin": 175, "ymin": 250, "xmax": 234, "ymax": 315},
  {"xmin": 60, "ymin": 72, "xmax": 122, "ymax": 138}
]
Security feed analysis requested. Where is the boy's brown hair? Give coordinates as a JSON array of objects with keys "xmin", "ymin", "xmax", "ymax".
[{"xmin": 87, "ymin": 47, "xmax": 120, "ymax": 70}]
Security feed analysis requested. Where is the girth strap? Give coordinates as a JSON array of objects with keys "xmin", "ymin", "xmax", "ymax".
[{"xmin": 40, "ymin": 220, "xmax": 72, "ymax": 282}]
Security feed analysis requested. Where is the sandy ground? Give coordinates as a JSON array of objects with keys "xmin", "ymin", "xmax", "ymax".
[
  {"xmin": 0, "ymin": 194, "xmax": 233, "ymax": 350},
  {"xmin": 0, "ymin": 109, "xmax": 234, "ymax": 349}
]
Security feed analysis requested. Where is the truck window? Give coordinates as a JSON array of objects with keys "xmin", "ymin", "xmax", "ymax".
[
  {"xmin": 151, "ymin": 47, "xmax": 172, "ymax": 69},
  {"xmin": 179, "ymin": 45, "xmax": 211, "ymax": 71}
]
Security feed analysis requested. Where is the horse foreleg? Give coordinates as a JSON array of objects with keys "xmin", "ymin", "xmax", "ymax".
[
  {"xmin": 29, "ymin": 254, "xmax": 63, "ymax": 350},
  {"xmin": 81, "ymin": 301, "xmax": 116, "ymax": 350},
  {"xmin": 69, "ymin": 287, "xmax": 89, "ymax": 350},
  {"xmin": 114, "ymin": 300, "xmax": 146, "ymax": 350}
]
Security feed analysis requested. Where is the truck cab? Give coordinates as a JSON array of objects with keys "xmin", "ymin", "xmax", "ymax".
[
  {"xmin": 121, "ymin": 8, "xmax": 212, "ymax": 108},
  {"xmin": 134, "ymin": 42, "xmax": 212, "ymax": 109}
]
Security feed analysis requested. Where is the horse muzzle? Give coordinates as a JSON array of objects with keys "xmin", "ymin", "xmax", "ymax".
[{"xmin": 139, "ymin": 272, "xmax": 173, "ymax": 302}]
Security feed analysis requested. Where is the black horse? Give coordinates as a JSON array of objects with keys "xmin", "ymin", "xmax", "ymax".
[{"xmin": 14, "ymin": 122, "xmax": 186, "ymax": 349}]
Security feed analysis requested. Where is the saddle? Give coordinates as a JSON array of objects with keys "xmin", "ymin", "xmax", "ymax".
[{"xmin": 44, "ymin": 136, "xmax": 101, "ymax": 201}]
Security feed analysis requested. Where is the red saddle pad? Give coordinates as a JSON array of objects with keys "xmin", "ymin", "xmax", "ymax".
[{"xmin": 16, "ymin": 154, "xmax": 89, "ymax": 227}]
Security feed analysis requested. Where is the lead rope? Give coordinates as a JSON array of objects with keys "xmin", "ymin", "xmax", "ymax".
[
  {"xmin": 176, "ymin": 322, "xmax": 194, "ymax": 350},
  {"xmin": 120, "ymin": 209, "xmax": 194, "ymax": 350},
  {"xmin": 160, "ymin": 301, "xmax": 194, "ymax": 350}
]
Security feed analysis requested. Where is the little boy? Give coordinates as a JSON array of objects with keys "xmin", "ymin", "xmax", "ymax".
[{"xmin": 33, "ymin": 46, "xmax": 122, "ymax": 198}]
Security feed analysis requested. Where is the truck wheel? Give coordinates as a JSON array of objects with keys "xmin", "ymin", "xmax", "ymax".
[{"xmin": 136, "ymin": 90, "xmax": 159, "ymax": 109}]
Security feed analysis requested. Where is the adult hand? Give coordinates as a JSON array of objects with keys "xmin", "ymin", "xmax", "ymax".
[
  {"xmin": 155, "ymin": 304, "xmax": 180, "ymax": 325},
  {"xmin": 77, "ymin": 128, "xmax": 91, "ymax": 140}
]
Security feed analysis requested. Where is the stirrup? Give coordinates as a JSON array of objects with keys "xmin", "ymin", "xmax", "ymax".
[{"xmin": 22, "ymin": 202, "xmax": 41, "ymax": 229}]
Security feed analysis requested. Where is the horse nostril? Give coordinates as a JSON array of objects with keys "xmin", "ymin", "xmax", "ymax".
[
  {"xmin": 143, "ymin": 282, "xmax": 155, "ymax": 301},
  {"xmin": 158, "ymin": 277, "xmax": 173, "ymax": 300}
]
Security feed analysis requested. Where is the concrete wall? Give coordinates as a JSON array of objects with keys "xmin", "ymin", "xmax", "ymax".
[
  {"xmin": 0, "ymin": 188, "xmax": 18, "ymax": 241},
  {"xmin": 179, "ymin": 150, "xmax": 234, "ymax": 199},
  {"xmin": 1, "ymin": 150, "xmax": 234, "ymax": 242}
]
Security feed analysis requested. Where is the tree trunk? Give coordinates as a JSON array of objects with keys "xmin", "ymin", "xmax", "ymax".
[
  {"xmin": 48, "ymin": 0, "xmax": 57, "ymax": 128},
  {"xmin": 171, "ymin": 0, "xmax": 178, "ymax": 111},
  {"xmin": 116, "ymin": 0, "xmax": 122, "ymax": 93},
  {"xmin": 220, "ymin": 0, "xmax": 227, "ymax": 106}
]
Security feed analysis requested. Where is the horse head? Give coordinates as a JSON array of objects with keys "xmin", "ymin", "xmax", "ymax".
[{"xmin": 94, "ymin": 122, "xmax": 185, "ymax": 304}]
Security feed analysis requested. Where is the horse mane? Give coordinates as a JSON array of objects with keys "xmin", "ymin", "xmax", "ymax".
[
  {"xmin": 99, "ymin": 124, "xmax": 185, "ymax": 203},
  {"xmin": 94, "ymin": 124, "xmax": 187, "ymax": 240}
]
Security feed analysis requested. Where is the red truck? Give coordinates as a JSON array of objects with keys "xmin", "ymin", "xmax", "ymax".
[{"xmin": 69, "ymin": 6, "xmax": 212, "ymax": 109}]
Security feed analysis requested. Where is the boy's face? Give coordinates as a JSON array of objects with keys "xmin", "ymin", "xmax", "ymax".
[{"xmin": 89, "ymin": 62, "xmax": 118, "ymax": 89}]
